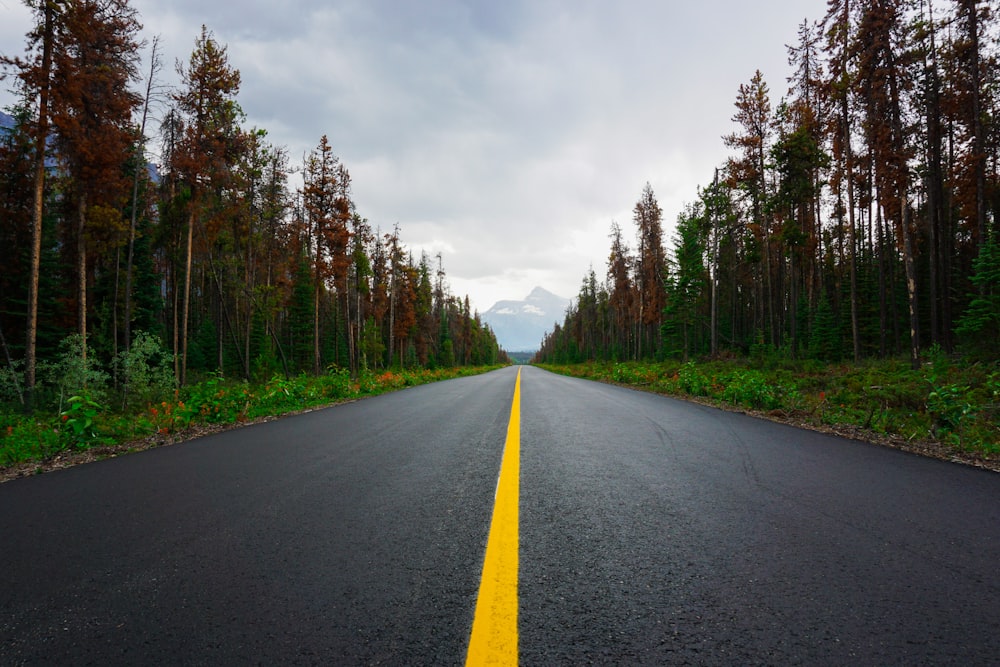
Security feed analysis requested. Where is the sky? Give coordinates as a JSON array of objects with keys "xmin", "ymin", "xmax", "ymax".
[{"xmin": 0, "ymin": 0, "xmax": 832, "ymax": 314}]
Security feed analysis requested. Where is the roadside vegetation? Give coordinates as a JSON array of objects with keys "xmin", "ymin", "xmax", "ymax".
[
  {"xmin": 0, "ymin": 332, "xmax": 505, "ymax": 476},
  {"xmin": 538, "ymin": 351, "xmax": 999, "ymax": 465}
]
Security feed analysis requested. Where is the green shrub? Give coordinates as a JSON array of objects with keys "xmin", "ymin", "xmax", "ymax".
[
  {"xmin": 678, "ymin": 362, "xmax": 711, "ymax": 396},
  {"xmin": 721, "ymin": 370, "xmax": 780, "ymax": 410},
  {"xmin": 39, "ymin": 334, "xmax": 110, "ymax": 411},
  {"xmin": 115, "ymin": 331, "xmax": 175, "ymax": 409},
  {"xmin": 179, "ymin": 373, "xmax": 249, "ymax": 424},
  {"xmin": 0, "ymin": 359, "xmax": 24, "ymax": 406},
  {"xmin": 60, "ymin": 393, "xmax": 105, "ymax": 448}
]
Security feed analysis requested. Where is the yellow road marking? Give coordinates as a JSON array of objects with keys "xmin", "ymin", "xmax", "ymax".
[{"xmin": 466, "ymin": 368, "xmax": 521, "ymax": 666}]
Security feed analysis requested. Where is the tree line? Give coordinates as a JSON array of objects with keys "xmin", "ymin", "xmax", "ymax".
[
  {"xmin": 1, "ymin": 1, "xmax": 507, "ymax": 412},
  {"xmin": 536, "ymin": 0, "xmax": 999, "ymax": 368}
]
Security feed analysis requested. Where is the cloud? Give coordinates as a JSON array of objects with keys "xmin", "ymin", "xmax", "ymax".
[{"xmin": 1, "ymin": 0, "xmax": 831, "ymax": 313}]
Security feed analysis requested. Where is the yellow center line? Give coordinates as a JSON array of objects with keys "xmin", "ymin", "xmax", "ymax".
[{"xmin": 466, "ymin": 368, "xmax": 521, "ymax": 666}]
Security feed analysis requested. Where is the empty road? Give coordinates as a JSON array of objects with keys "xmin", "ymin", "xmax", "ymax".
[{"xmin": 2, "ymin": 365, "xmax": 999, "ymax": 664}]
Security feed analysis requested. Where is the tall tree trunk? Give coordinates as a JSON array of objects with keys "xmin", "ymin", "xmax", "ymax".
[
  {"xmin": 125, "ymin": 37, "xmax": 159, "ymax": 353},
  {"xmin": 217, "ymin": 289, "xmax": 224, "ymax": 371},
  {"xmin": 877, "ymin": 202, "xmax": 888, "ymax": 357},
  {"xmin": 924, "ymin": 0, "xmax": 945, "ymax": 347},
  {"xmin": 887, "ymin": 40, "xmax": 921, "ymax": 369},
  {"xmin": 962, "ymin": 0, "xmax": 987, "ymax": 247},
  {"xmin": 842, "ymin": 68, "xmax": 861, "ymax": 361},
  {"xmin": 314, "ymin": 261, "xmax": 321, "ymax": 376},
  {"xmin": 77, "ymin": 192, "xmax": 88, "ymax": 366},
  {"xmin": 24, "ymin": 1, "xmax": 55, "ymax": 414},
  {"xmin": 172, "ymin": 263, "xmax": 179, "ymax": 381},
  {"xmin": 709, "ymin": 170, "xmax": 720, "ymax": 358},
  {"xmin": 901, "ymin": 203, "xmax": 921, "ymax": 369},
  {"xmin": 180, "ymin": 206, "xmax": 195, "ymax": 386},
  {"xmin": 760, "ymin": 158, "xmax": 777, "ymax": 348}
]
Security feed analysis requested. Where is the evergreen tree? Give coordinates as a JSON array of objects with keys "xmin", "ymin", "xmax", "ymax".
[
  {"xmin": 173, "ymin": 25, "xmax": 242, "ymax": 385},
  {"xmin": 956, "ymin": 240, "xmax": 1000, "ymax": 359},
  {"xmin": 663, "ymin": 202, "xmax": 707, "ymax": 360},
  {"xmin": 634, "ymin": 183, "xmax": 667, "ymax": 358}
]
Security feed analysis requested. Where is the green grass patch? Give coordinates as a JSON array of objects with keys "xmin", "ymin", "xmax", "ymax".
[
  {"xmin": 537, "ymin": 358, "xmax": 1000, "ymax": 456},
  {"xmin": 0, "ymin": 365, "xmax": 506, "ymax": 469}
]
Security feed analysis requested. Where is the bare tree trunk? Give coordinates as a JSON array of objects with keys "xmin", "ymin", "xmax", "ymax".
[
  {"xmin": 125, "ymin": 37, "xmax": 159, "ymax": 353},
  {"xmin": 901, "ymin": 202, "xmax": 921, "ymax": 370},
  {"xmin": 77, "ymin": 191, "xmax": 88, "ymax": 366},
  {"xmin": 924, "ymin": 0, "xmax": 945, "ymax": 348},
  {"xmin": 25, "ymin": 1, "xmax": 55, "ymax": 414},
  {"xmin": 172, "ymin": 264, "xmax": 179, "ymax": 381},
  {"xmin": 844, "ymin": 92, "xmax": 861, "ymax": 362},
  {"xmin": 887, "ymin": 39, "xmax": 920, "ymax": 369},
  {"xmin": 216, "ymin": 290, "xmax": 224, "ymax": 372},
  {"xmin": 180, "ymin": 207, "xmax": 195, "ymax": 386},
  {"xmin": 962, "ymin": 0, "xmax": 987, "ymax": 247},
  {"xmin": 710, "ymin": 171, "xmax": 720, "ymax": 358},
  {"xmin": 314, "ymin": 268, "xmax": 321, "ymax": 376},
  {"xmin": 876, "ymin": 202, "xmax": 888, "ymax": 358}
]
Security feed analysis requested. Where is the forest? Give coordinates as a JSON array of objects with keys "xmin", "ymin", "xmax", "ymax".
[
  {"xmin": 535, "ymin": 0, "xmax": 1000, "ymax": 371},
  {"xmin": 0, "ymin": 1, "xmax": 508, "ymax": 418}
]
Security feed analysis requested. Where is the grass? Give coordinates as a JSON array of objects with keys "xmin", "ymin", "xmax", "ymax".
[
  {"xmin": 536, "ymin": 357, "xmax": 1000, "ymax": 458},
  {"xmin": 0, "ymin": 365, "xmax": 506, "ymax": 471}
]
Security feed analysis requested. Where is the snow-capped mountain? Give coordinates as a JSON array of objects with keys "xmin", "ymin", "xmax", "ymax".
[{"xmin": 481, "ymin": 286, "xmax": 570, "ymax": 352}]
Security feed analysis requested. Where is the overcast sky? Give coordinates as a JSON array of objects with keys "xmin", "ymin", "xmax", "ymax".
[{"xmin": 1, "ymin": 0, "xmax": 831, "ymax": 313}]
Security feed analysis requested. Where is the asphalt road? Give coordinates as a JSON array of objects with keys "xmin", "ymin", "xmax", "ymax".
[{"xmin": 2, "ymin": 365, "xmax": 999, "ymax": 665}]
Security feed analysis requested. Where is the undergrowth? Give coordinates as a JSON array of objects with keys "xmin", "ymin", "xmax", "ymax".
[
  {"xmin": 0, "ymin": 364, "xmax": 505, "ymax": 469},
  {"xmin": 538, "ymin": 356, "xmax": 999, "ymax": 455}
]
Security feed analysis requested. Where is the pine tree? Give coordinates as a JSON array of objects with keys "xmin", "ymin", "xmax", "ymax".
[
  {"xmin": 725, "ymin": 70, "xmax": 776, "ymax": 345},
  {"xmin": 50, "ymin": 0, "xmax": 142, "ymax": 365},
  {"xmin": 633, "ymin": 183, "xmax": 667, "ymax": 358},
  {"xmin": 2, "ymin": 0, "xmax": 57, "ymax": 412},
  {"xmin": 173, "ymin": 26, "xmax": 242, "ymax": 385},
  {"xmin": 956, "ymin": 240, "xmax": 1000, "ymax": 358},
  {"xmin": 606, "ymin": 220, "xmax": 633, "ymax": 360},
  {"xmin": 663, "ymin": 201, "xmax": 707, "ymax": 360}
]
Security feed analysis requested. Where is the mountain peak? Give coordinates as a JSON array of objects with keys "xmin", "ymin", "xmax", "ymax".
[
  {"xmin": 481, "ymin": 287, "xmax": 569, "ymax": 352},
  {"xmin": 526, "ymin": 286, "xmax": 559, "ymax": 301}
]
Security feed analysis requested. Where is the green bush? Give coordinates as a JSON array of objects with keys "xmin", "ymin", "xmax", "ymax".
[
  {"xmin": 179, "ymin": 373, "xmax": 250, "ymax": 424},
  {"xmin": 115, "ymin": 331, "xmax": 175, "ymax": 409},
  {"xmin": 38, "ymin": 334, "xmax": 110, "ymax": 411},
  {"xmin": 60, "ymin": 393, "xmax": 105, "ymax": 448},
  {"xmin": 0, "ymin": 359, "xmax": 24, "ymax": 406},
  {"xmin": 721, "ymin": 370, "xmax": 780, "ymax": 410},
  {"xmin": 678, "ymin": 362, "xmax": 711, "ymax": 396}
]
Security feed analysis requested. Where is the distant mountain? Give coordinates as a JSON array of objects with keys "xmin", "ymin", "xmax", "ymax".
[
  {"xmin": 481, "ymin": 286, "xmax": 570, "ymax": 352},
  {"xmin": 0, "ymin": 110, "xmax": 14, "ymax": 130}
]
